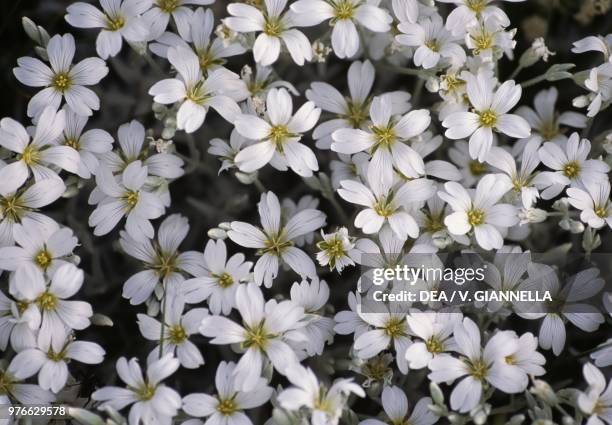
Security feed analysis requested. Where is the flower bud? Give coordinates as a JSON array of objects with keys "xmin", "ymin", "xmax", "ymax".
[
  {"xmin": 235, "ymin": 171, "xmax": 258, "ymax": 184},
  {"xmin": 429, "ymin": 382, "xmax": 445, "ymax": 405},
  {"xmin": 208, "ymin": 227, "xmax": 228, "ymax": 240},
  {"xmin": 530, "ymin": 379, "xmax": 558, "ymax": 405}
]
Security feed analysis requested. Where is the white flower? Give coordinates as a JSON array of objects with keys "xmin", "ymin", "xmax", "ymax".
[
  {"xmin": 149, "ymin": 46, "xmax": 247, "ymax": 133},
  {"xmin": 465, "ymin": 17, "xmax": 517, "ymax": 62},
  {"xmin": 0, "ymin": 178, "xmax": 66, "ymax": 246},
  {"xmin": 448, "ymin": 140, "xmax": 491, "ymax": 187},
  {"xmin": 182, "ymin": 361, "xmax": 272, "ymax": 424},
  {"xmin": 9, "ymin": 263, "xmax": 93, "ymax": 347},
  {"xmin": 120, "ymin": 214, "xmax": 205, "ymax": 305},
  {"xmin": 289, "ymin": 278, "xmax": 334, "ymax": 356},
  {"xmin": 138, "ymin": 294, "xmax": 207, "ymax": 368},
  {"xmin": 208, "ymin": 129, "xmax": 252, "ymax": 173},
  {"xmin": 65, "ymin": 0, "xmax": 151, "ymax": 60},
  {"xmin": 316, "ymin": 227, "xmax": 356, "ymax": 272},
  {"xmin": 92, "ymin": 354, "xmax": 181, "ymax": 425},
  {"xmin": 102, "ymin": 120, "xmax": 184, "ymax": 179},
  {"xmin": 234, "ymin": 88, "xmax": 321, "ymax": 177},
  {"xmin": 531, "ymin": 37, "xmax": 555, "ymax": 62},
  {"xmin": 404, "ymin": 310, "xmax": 460, "ymax": 370},
  {"xmin": 567, "ymin": 180, "xmax": 612, "ymax": 229},
  {"xmin": 428, "ymin": 318, "xmax": 530, "ymax": 413},
  {"xmin": 572, "ymin": 34, "xmax": 612, "ymax": 61},
  {"xmin": 438, "ymin": 174, "xmax": 519, "ymax": 250},
  {"xmin": 0, "ymin": 107, "xmax": 81, "ymax": 194},
  {"xmin": 150, "ymin": 8, "xmax": 246, "ymax": 74},
  {"xmin": 225, "ymin": 0, "xmax": 312, "ymax": 66},
  {"xmin": 516, "ymin": 87, "xmax": 587, "ymax": 143},
  {"xmin": 181, "ymin": 239, "xmax": 253, "ymax": 315},
  {"xmin": 0, "ymin": 289, "xmax": 38, "ymax": 351},
  {"xmin": 227, "ymin": 191, "xmax": 325, "ymax": 287},
  {"xmin": 537, "ymin": 132, "xmax": 610, "ymax": 199},
  {"xmin": 144, "ymin": 0, "xmax": 214, "ymax": 41},
  {"xmin": 574, "ymin": 63, "xmax": 612, "ymax": 118},
  {"xmin": 485, "ymin": 139, "xmax": 541, "ymax": 208},
  {"xmin": 290, "ymin": 0, "xmax": 392, "ymax": 59},
  {"xmin": 577, "ymin": 363, "xmax": 612, "ymax": 425},
  {"xmin": 437, "ymin": 0, "xmax": 519, "ymax": 36},
  {"xmin": 10, "ymin": 330, "xmax": 105, "ymax": 393},
  {"xmin": 199, "ymin": 283, "xmax": 306, "ymax": 391},
  {"xmin": 0, "ymin": 357, "xmax": 55, "ymax": 406},
  {"xmin": 0, "ymin": 217, "xmax": 78, "ymax": 274},
  {"xmin": 396, "ymin": 14, "xmax": 466, "ymax": 69},
  {"xmin": 359, "ymin": 386, "xmax": 438, "ymax": 425},
  {"xmin": 278, "ymin": 364, "xmax": 365, "ymax": 425},
  {"xmin": 353, "ymin": 302, "xmax": 411, "ymax": 374},
  {"xmin": 442, "ymin": 72, "xmax": 530, "ymax": 161},
  {"xmin": 13, "ymin": 34, "xmax": 108, "ymax": 118},
  {"xmin": 337, "ymin": 176, "xmax": 435, "ymax": 240},
  {"xmin": 332, "ymin": 96, "xmax": 430, "ymax": 187},
  {"xmin": 89, "ymin": 161, "xmax": 165, "ymax": 239},
  {"xmin": 518, "ymin": 264, "xmax": 605, "ymax": 355},
  {"xmin": 59, "ymin": 106, "xmax": 115, "ymax": 177}
]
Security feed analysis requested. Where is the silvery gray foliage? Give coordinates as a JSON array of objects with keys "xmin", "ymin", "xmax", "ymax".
[{"xmin": 0, "ymin": 0, "xmax": 611, "ymax": 424}]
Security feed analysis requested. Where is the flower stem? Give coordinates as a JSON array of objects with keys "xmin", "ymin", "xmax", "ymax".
[{"xmin": 159, "ymin": 282, "xmax": 167, "ymax": 359}]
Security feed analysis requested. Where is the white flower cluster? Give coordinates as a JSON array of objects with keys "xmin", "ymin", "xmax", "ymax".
[{"xmin": 1, "ymin": 0, "xmax": 612, "ymax": 424}]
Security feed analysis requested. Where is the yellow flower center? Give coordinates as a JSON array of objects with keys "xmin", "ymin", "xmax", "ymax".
[
  {"xmin": 469, "ymin": 160, "xmax": 487, "ymax": 176},
  {"xmin": 217, "ymin": 398, "xmax": 238, "ymax": 415},
  {"xmin": 37, "ymin": 291, "xmax": 57, "ymax": 311},
  {"xmin": 106, "ymin": 15, "xmax": 125, "ymax": 31},
  {"xmin": 466, "ymin": 0, "xmax": 487, "ymax": 14},
  {"xmin": 595, "ymin": 206, "xmax": 608, "ymax": 218},
  {"xmin": 20, "ymin": 145, "xmax": 40, "ymax": 166},
  {"xmin": 157, "ymin": 0, "xmax": 179, "ymax": 13},
  {"xmin": 268, "ymin": 125, "xmax": 291, "ymax": 150},
  {"xmin": 383, "ymin": 317, "xmax": 405, "ymax": 338},
  {"xmin": 442, "ymin": 73, "xmax": 465, "ymax": 92},
  {"xmin": 64, "ymin": 137, "xmax": 81, "ymax": 150},
  {"xmin": 333, "ymin": 0, "xmax": 355, "ymax": 20},
  {"xmin": 263, "ymin": 18, "xmax": 283, "ymax": 37},
  {"xmin": 467, "ymin": 358, "xmax": 489, "ymax": 381},
  {"xmin": 261, "ymin": 232, "xmax": 293, "ymax": 256},
  {"xmin": 243, "ymin": 322, "xmax": 271, "ymax": 350},
  {"xmin": 362, "ymin": 355, "xmax": 392, "ymax": 382},
  {"xmin": 124, "ymin": 190, "xmax": 139, "ymax": 211},
  {"xmin": 425, "ymin": 336, "xmax": 444, "ymax": 354},
  {"xmin": 540, "ymin": 123, "xmax": 560, "ymax": 141},
  {"xmin": 425, "ymin": 213, "xmax": 445, "ymax": 233},
  {"xmin": 52, "ymin": 73, "xmax": 72, "ymax": 92},
  {"xmin": 168, "ymin": 325, "xmax": 188, "ymax": 344},
  {"xmin": 198, "ymin": 50, "xmax": 225, "ymax": 72},
  {"xmin": 153, "ymin": 250, "xmax": 178, "ymax": 280},
  {"xmin": 562, "ymin": 161, "xmax": 581, "ymax": 179},
  {"xmin": 478, "ymin": 110, "xmax": 497, "ymax": 127},
  {"xmin": 35, "ymin": 249, "xmax": 52, "ymax": 270},
  {"xmin": 345, "ymin": 99, "xmax": 369, "ymax": 127},
  {"xmin": 215, "ymin": 272, "xmax": 234, "ymax": 288},
  {"xmin": 0, "ymin": 371, "xmax": 16, "ymax": 395},
  {"xmin": 0, "ymin": 196, "xmax": 25, "ymax": 223},
  {"xmin": 467, "ymin": 208, "xmax": 485, "ymax": 226},
  {"xmin": 425, "ymin": 39, "xmax": 440, "ymax": 52},
  {"xmin": 47, "ymin": 347, "xmax": 67, "ymax": 362},
  {"xmin": 317, "ymin": 237, "xmax": 348, "ymax": 268},
  {"xmin": 504, "ymin": 355, "xmax": 516, "ymax": 365},
  {"xmin": 137, "ymin": 383, "xmax": 156, "ymax": 401},
  {"xmin": 186, "ymin": 83, "xmax": 209, "ymax": 104},
  {"xmin": 374, "ymin": 198, "xmax": 394, "ymax": 218},
  {"xmin": 371, "ymin": 125, "xmax": 396, "ymax": 149}
]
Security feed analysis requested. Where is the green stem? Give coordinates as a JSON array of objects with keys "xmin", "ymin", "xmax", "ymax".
[
  {"xmin": 520, "ymin": 74, "xmax": 547, "ymax": 88},
  {"xmin": 508, "ymin": 64, "xmax": 524, "ymax": 80},
  {"xmin": 253, "ymin": 178, "xmax": 266, "ymax": 193}
]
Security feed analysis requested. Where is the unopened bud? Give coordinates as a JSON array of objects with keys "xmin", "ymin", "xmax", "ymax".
[
  {"xmin": 207, "ymin": 228, "xmax": 227, "ymax": 240},
  {"xmin": 429, "ymin": 382, "xmax": 445, "ymax": 405}
]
